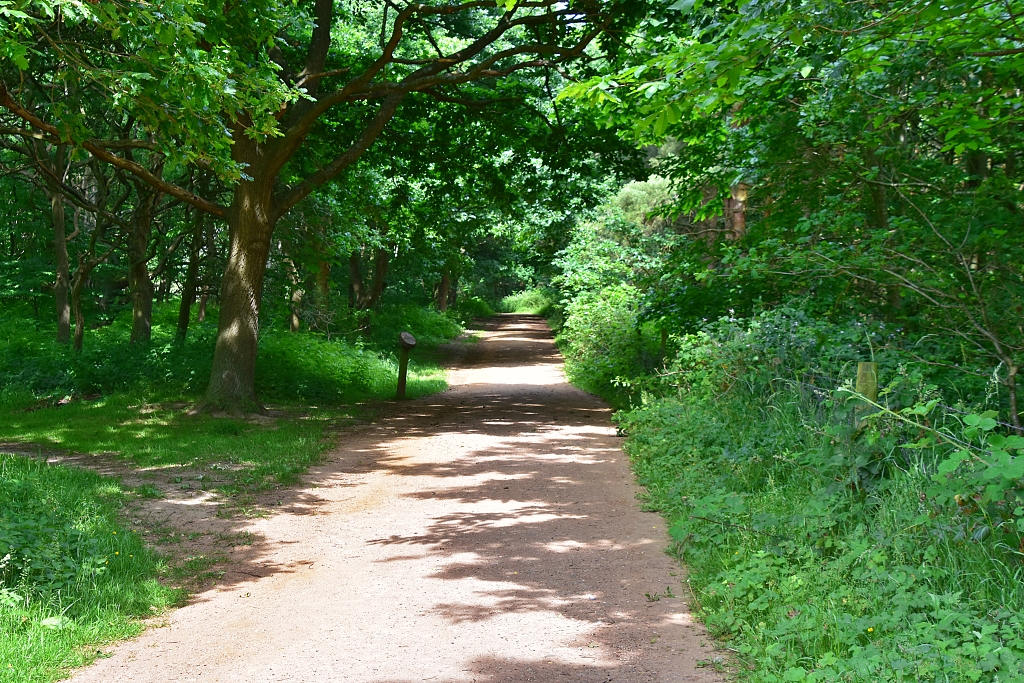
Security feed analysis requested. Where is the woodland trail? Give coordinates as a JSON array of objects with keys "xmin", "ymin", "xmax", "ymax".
[{"xmin": 69, "ymin": 315, "xmax": 722, "ymax": 683}]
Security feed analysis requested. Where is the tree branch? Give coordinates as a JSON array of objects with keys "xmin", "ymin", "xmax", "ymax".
[{"xmin": 0, "ymin": 81, "xmax": 228, "ymax": 217}]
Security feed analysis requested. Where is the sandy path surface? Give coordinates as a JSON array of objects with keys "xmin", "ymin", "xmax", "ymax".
[{"xmin": 69, "ymin": 315, "xmax": 722, "ymax": 683}]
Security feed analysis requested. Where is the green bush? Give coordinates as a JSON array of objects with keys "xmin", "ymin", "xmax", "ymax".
[
  {"xmin": 0, "ymin": 455, "xmax": 176, "ymax": 682},
  {"xmin": 612, "ymin": 317, "xmax": 1024, "ymax": 682},
  {"xmin": 498, "ymin": 288, "xmax": 556, "ymax": 315},
  {"xmin": 0, "ymin": 301, "xmax": 456, "ymax": 404},
  {"xmin": 450, "ymin": 296, "xmax": 495, "ymax": 323},
  {"xmin": 556, "ymin": 284, "xmax": 660, "ymax": 403},
  {"xmin": 364, "ymin": 303, "xmax": 463, "ymax": 350}
]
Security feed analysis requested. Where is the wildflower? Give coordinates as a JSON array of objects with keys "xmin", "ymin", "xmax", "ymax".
[{"xmin": 867, "ymin": 627, "xmax": 874, "ymax": 633}]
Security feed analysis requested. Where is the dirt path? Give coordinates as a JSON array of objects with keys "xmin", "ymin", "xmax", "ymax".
[{"xmin": 69, "ymin": 315, "xmax": 723, "ymax": 683}]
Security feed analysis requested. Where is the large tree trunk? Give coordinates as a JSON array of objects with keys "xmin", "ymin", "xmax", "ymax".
[
  {"xmin": 50, "ymin": 188, "xmax": 71, "ymax": 344},
  {"xmin": 203, "ymin": 143, "xmax": 277, "ymax": 412},
  {"xmin": 177, "ymin": 209, "xmax": 204, "ymax": 340},
  {"xmin": 128, "ymin": 189, "xmax": 159, "ymax": 343}
]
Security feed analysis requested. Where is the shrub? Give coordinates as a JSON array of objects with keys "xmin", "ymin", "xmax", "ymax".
[{"xmin": 498, "ymin": 288, "xmax": 556, "ymax": 315}]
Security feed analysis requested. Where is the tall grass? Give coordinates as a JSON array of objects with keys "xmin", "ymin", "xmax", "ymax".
[{"xmin": 0, "ymin": 301, "xmax": 455, "ymax": 403}]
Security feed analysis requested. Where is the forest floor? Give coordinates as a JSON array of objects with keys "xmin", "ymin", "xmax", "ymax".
[{"xmin": 63, "ymin": 314, "xmax": 723, "ymax": 683}]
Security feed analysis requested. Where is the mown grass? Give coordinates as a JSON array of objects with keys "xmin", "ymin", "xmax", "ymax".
[
  {"xmin": 0, "ymin": 394, "xmax": 337, "ymax": 494},
  {"xmin": 0, "ymin": 455, "xmax": 178, "ymax": 683}
]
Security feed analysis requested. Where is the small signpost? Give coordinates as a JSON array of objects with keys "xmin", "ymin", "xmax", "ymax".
[{"xmin": 396, "ymin": 331, "xmax": 417, "ymax": 400}]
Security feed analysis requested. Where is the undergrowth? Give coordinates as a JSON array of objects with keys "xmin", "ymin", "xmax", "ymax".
[
  {"xmin": 0, "ymin": 455, "xmax": 177, "ymax": 683},
  {"xmin": 0, "ymin": 302, "xmax": 454, "ymax": 402},
  {"xmin": 556, "ymin": 296, "xmax": 1024, "ymax": 681},
  {"xmin": 498, "ymin": 288, "xmax": 555, "ymax": 315}
]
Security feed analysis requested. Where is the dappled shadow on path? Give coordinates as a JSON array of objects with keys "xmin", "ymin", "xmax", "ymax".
[{"xmin": 63, "ymin": 314, "xmax": 719, "ymax": 683}]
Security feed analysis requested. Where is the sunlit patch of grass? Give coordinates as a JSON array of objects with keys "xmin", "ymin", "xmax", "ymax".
[
  {"xmin": 0, "ymin": 396, "xmax": 343, "ymax": 494},
  {"xmin": 498, "ymin": 288, "xmax": 555, "ymax": 315}
]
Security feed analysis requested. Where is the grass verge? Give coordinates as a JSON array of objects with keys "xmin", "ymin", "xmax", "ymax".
[
  {"xmin": 0, "ymin": 302, "xmax": 464, "ymax": 681},
  {"xmin": 620, "ymin": 393, "xmax": 1024, "ymax": 682},
  {"xmin": 0, "ymin": 455, "xmax": 179, "ymax": 683}
]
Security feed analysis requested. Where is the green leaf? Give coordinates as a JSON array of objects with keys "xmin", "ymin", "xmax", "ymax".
[
  {"xmin": 667, "ymin": 0, "xmax": 700, "ymax": 14},
  {"xmin": 936, "ymin": 451, "xmax": 970, "ymax": 477}
]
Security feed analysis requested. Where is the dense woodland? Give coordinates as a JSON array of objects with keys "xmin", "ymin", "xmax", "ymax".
[{"xmin": 2, "ymin": 0, "xmax": 1024, "ymax": 681}]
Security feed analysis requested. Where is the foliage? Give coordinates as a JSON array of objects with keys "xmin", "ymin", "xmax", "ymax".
[
  {"xmin": 551, "ymin": 182, "xmax": 1024, "ymax": 678},
  {"xmin": 498, "ymin": 288, "xmax": 556, "ymax": 316},
  {"xmin": 616, "ymin": 318, "xmax": 1024, "ymax": 682},
  {"xmin": 563, "ymin": 0, "xmax": 1024, "ymax": 427},
  {"xmin": 0, "ymin": 455, "xmax": 176, "ymax": 683},
  {"xmin": 0, "ymin": 301, "xmax": 452, "ymax": 403}
]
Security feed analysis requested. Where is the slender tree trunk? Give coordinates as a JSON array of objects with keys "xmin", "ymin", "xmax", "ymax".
[
  {"xmin": 177, "ymin": 210, "xmax": 204, "ymax": 339},
  {"xmin": 284, "ymin": 257, "xmax": 303, "ymax": 332},
  {"xmin": 128, "ymin": 189, "xmax": 159, "ymax": 343},
  {"xmin": 50, "ymin": 189, "xmax": 71, "ymax": 344},
  {"xmin": 203, "ymin": 144, "xmax": 277, "ymax": 412},
  {"xmin": 437, "ymin": 269, "xmax": 450, "ymax": 312},
  {"xmin": 366, "ymin": 247, "xmax": 389, "ymax": 308},
  {"xmin": 198, "ymin": 287, "xmax": 209, "ymax": 322},
  {"xmin": 70, "ymin": 254, "xmax": 107, "ymax": 352},
  {"xmin": 865, "ymin": 149, "xmax": 889, "ymax": 231},
  {"xmin": 349, "ymin": 251, "xmax": 366, "ymax": 308},
  {"xmin": 727, "ymin": 183, "xmax": 749, "ymax": 240},
  {"xmin": 348, "ymin": 248, "xmax": 390, "ymax": 310},
  {"xmin": 317, "ymin": 260, "xmax": 330, "ymax": 299},
  {"xmin": 1008, "ymin": 365, "xmax": 1021, "ymax": 433}
]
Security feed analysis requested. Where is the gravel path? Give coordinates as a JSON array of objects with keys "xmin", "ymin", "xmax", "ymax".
[{"xmin": 69, "ymin": 315, "xmax": 722, "ymax": 683}]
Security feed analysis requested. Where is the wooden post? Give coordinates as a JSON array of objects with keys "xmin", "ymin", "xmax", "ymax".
[
  {"xmin": 396, "ymin": 331, "xmax": 417, "ymax": 400},
  {"xmin": 855, "ymin": 361, "xmax": 878, "ymax": 428}
]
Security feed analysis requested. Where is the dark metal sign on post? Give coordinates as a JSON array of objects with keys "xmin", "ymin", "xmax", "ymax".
[{"xmin": 396, "ymin": 331, "xmax": 417, "ymax": 400}]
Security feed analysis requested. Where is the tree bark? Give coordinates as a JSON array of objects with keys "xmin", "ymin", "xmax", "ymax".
[
  {"xmin": 203, "ymin": 139, "xmax": 277, "ymax": 412},
  {"xmin": 177, "ymin": 209, "xmax": 204, "ymax": 339},
  {"xmin": 437, "ymin": 269, "xmax": 450, "ymax": 312},
  {"xmin": 128, "ymin": 187, "xmax": 160, "ymax": 343},
  {"xmin": 1008, "ymin": 365, "xmax": 1021, "ymax": 433},
  {"xmin": 198, "ymin": 287, "xmax": 209, "ymax": 323},
  {"xmin": 317, "ymin": 260, "xmax": 330, "ymax": 299},
  {"xmin": 70, "ymin": 253, "xmax": 109, "ymax": 351},
  {"xmin": 349, "ymin": 247, "xmax": 390, "ymax": 310},
  {"xmin": 283, "ymin": 256, "xmax": 303, "ymax": 332},
  {"xmin": 865, "ymin": 150, "xmax": 889, "ymax": 231},
  {"xmin": 726, "ymin": 183, "xmax": 749, "ymax": 240},
  {"xmin": 50, "ymin": 187, "xmax": 71, "ymax": 344}
]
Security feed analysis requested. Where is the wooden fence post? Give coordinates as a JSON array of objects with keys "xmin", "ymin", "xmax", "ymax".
[
  {"xmin": 855, "ymin": 361, "xmax": 878, "ymax": 428},
  {"xmin": 396, "ymin": 331, "xmax": 417, "ymax": 400}
]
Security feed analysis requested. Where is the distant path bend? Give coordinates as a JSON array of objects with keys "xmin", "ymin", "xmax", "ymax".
[{"xmin": 71, "ymin": 315, "xmax": 721, "ymax": 683}]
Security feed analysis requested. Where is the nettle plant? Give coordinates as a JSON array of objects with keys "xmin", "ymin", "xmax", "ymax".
[{"xmin": 854, "ymin": 391, "xmax": 1024, "ymax": 552}]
